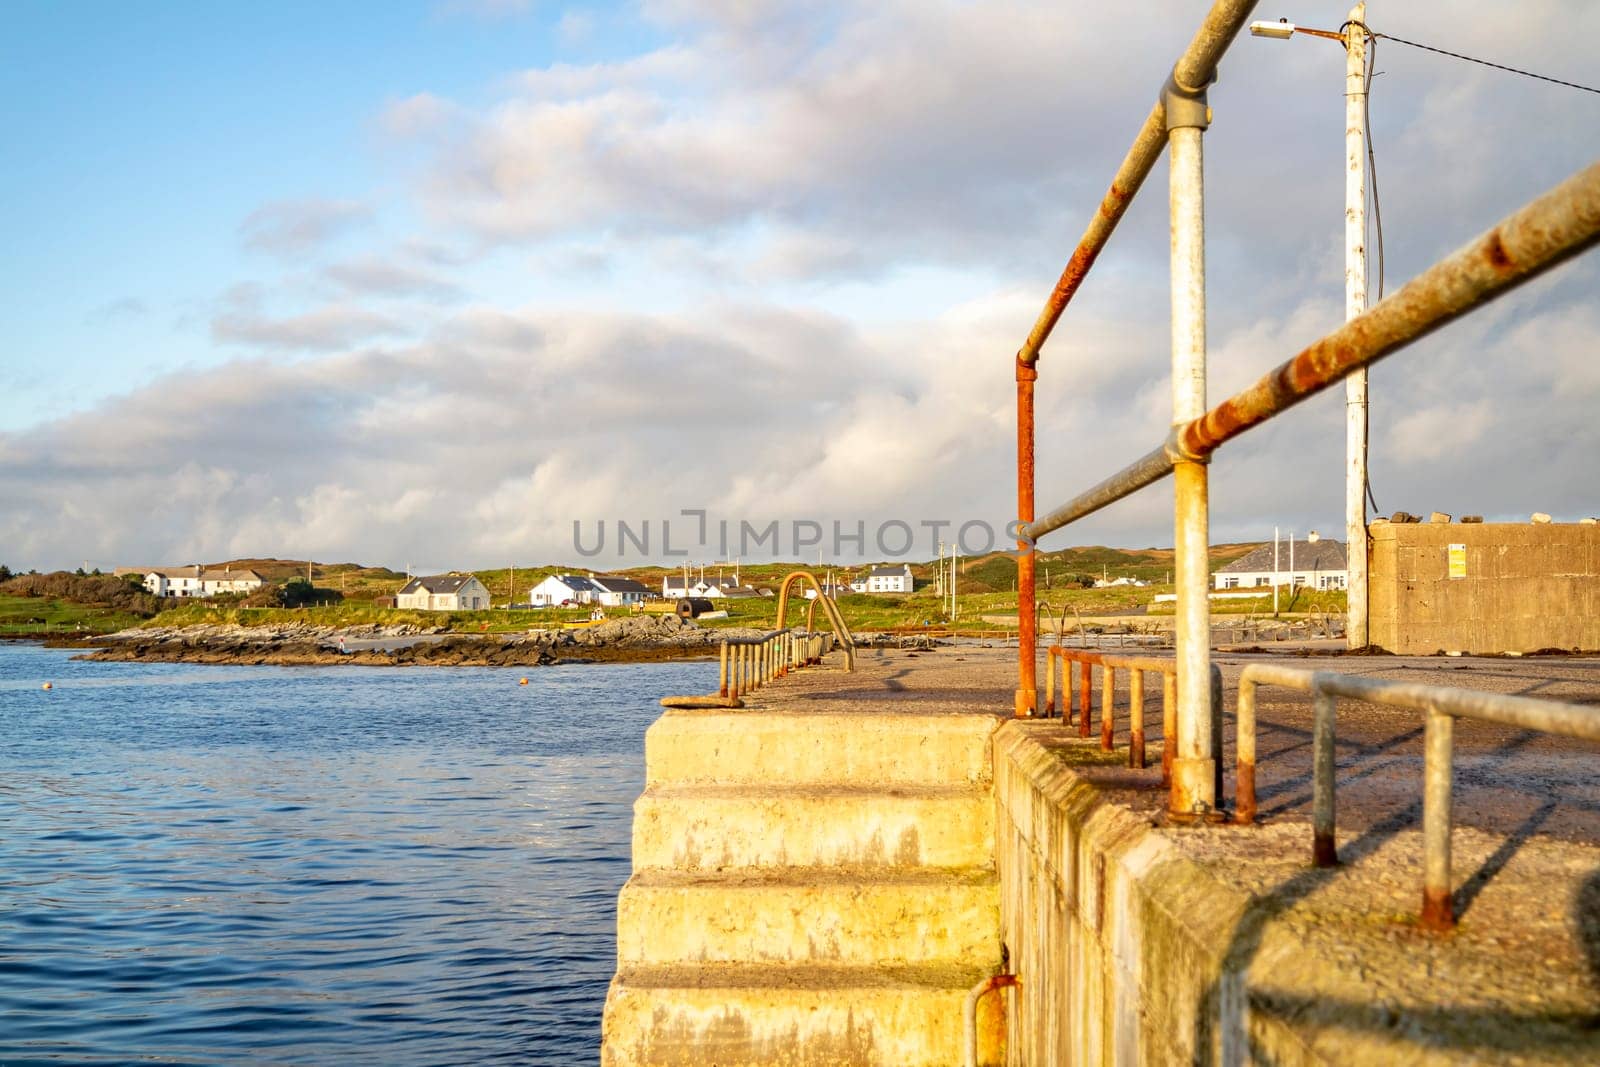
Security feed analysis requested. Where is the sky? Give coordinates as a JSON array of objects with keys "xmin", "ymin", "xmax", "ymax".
[{"xmin": 2, "ymin": 0, "xmax": 1597, "ymax": 573}]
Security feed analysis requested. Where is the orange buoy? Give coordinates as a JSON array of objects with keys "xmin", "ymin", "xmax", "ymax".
[
  {"xmin": 519, "ymin": 677, "xmax": 529, "ymax": 686},
  {"xmin": 41, "ymin": 682, "xmax": 53, "ymax": 690}
]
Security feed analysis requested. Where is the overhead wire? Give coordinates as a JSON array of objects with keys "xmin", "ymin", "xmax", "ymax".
[{"xmin": 1373, "ymin": 30, "xmax": 1600, "ymax": 97}]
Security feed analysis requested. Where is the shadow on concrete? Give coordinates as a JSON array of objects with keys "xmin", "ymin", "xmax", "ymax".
[
  {"xmin": 1194, "ymin": 799, "xmax": 1600, "ymax": 1064},
  {"xmin": 1192, "ymin": 801, "xmax": 1421, "ymax": 1065},
  {"xmin": 1579, "ymin": 868, "xmax": 1600, "ymax": 990}
]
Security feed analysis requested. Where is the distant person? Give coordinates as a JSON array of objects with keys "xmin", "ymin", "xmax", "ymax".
[{"xmin": 337, "ymin": 635, "xmax": 346, "ymax": 655}]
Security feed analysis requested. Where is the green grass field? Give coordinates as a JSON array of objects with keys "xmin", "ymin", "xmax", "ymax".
[{"xmin": 0, "ymin": 595, "xmax": 147, "ymax": 635}]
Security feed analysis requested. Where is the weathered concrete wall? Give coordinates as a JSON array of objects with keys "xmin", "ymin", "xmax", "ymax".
[
  {"xmin": 993, "ymin": 724, "xmax": 1321, "ymax": 1066},
  {"xmin": 1368, "ymin": 522, "xmax": 1600, "ymax": 654}
]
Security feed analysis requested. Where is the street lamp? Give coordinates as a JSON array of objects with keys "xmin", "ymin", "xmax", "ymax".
[{"xmin": 1251, "ymin": 4, "xmax": 1372, "ymax": 651}]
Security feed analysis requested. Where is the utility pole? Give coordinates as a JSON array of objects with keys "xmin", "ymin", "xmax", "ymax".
[
  {"xmin": 1273, "ymin": 526, "xmax": 1280, "ymax": 617},
  {"xmin": 1344, "ymin": 4, "xmax": 1371, "ymax": 649}
]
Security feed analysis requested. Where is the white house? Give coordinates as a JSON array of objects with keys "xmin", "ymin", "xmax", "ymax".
[
  {"xmin": 396, "ymin": 574, "xmax": 491, "ymax": 610},
  {"xmin": 864, "ymin": 564, "xmax": 913, "ymax": 594},
  {"xmin": 1213, "ymin": 535, "xmax": 1348, "ymax": 591},
  {"xmin": 661, "ymin": 574, "xmax": 753, "ymax": 599},
  {"xmin": 590, "ymin": 576, "xmax": 650, "ymax": 607},
  {"xmin": 528, "ymin": 574, "xmax": 601, "ymax": 607},
  {"xmin": 143, "ymin": 566, "xmax": 265, "ymax": 598}
]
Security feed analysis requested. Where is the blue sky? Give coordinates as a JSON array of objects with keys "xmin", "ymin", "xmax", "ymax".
[
  {"xmin": 1, "ymin": 1, "xmax": 660, "ymax": 422},
  {"xmin": 2, "ymin": 1, "xmax": 1597, "ymax": 570}
]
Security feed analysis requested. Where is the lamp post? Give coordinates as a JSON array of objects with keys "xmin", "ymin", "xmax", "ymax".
[{"xmin": 1250, "ymin": 6, "xmax": 1371, "ymax": 649}]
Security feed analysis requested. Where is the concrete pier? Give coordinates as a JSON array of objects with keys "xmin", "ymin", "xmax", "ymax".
[
  {"xmin": 602, "ymin": 653, "xmax": 1009, "ymax": 1066},
  {"xmin": 602, "ymin": 646, "xmax": 1600, "ymax": 1065}
]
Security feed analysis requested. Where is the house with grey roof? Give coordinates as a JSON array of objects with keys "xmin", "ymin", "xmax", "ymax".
[
  {"xmin": 143, "ymin": 565, "xmax": 265, "ymax": 598},
  {"xmin": 590, "ymin": 576, "xmax": 651, "ymax": 607},
  {"xmin": 396, "ymin": 574, "xmax": 491, "ymax": 610},
  {"xmin": 864, "ymin": 563, "xmax": 913, "ymax": 594},
  {"xmin": 528, "ymin": 574, "xmax": 602, "ymax": 607},
  {"xmin": 1214, "ymin": 534, "xmax": 1348, "ymax": 591}
]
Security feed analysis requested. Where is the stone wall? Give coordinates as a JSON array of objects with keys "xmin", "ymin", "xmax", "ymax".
[
  {"xmin": 993, "ymin": 724, "xmax": 1323, "ymax": 1066},
  {"xmin": 1367, "ymin": 522, "xmax": 1600, "ymax": 654}
]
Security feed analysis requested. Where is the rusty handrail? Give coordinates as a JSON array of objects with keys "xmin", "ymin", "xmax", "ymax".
[
  {"xmin": 772, "ymin": 570, "xmax": 856, "ymax": 671},
  {"xmin": 1047, "ymin": 646, "xmax": 1221, "ymax": 794},
  {"xmin": 1232, "ymin": 663, "xmax": 1600, "ymax": 930},
  {"xmin": 1023, "ymin": 161, "xmax": 1600, "ymax": 544},
  {"xmin": 1013, "ymin": 0, "xmax": 1262, "ymax": 721}
]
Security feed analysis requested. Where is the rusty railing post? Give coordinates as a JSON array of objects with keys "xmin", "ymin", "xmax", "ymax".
[
  {"xmin": 1422, "ymin": 707, "xmax": 1455, "ymax": 931},
  {"xmin": 719, "ymin": 641, "xmax": 729, "ymax": 697},
  {"xmin": 1101, "ymin": 664, "xmax": 1116, "ymax": 750},
  {"xmin": 1129, "ymin": 668, "xmax": 1146, "ymax": 768},
  {"xmin": 1162, "ymin": 670, "xmax": 1177, "ymax": 786},
  {"xmin": 1312, "ymin": 685, "xmax": 1338, "ymax": 867},
  {"xmin": 1079, "ymin": 659, "xmax": 1093, "ymax": 738},
  {"xmin": 1044, "ymin": 646, "xmax": 1056, "ymax": 715},
  {"xmin": 1016, "ymin": 357, "xmax": 1039, "ymax": 718},
  {"xmin": 1235, "ymin": 675, "xmax": 1257, "ymax": 824}
]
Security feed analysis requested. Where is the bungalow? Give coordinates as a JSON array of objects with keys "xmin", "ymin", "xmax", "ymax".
[
  {"xmin": 1214, "ymin": 535, "xmax": 1348, "ymax": 591},
  {"xmin": 528, "ymin": 574, "xmax": 601, "ymax": 607},
  {"xmin": 661, "ymin": 575, "xmax": 744, "ymax": 599},
  {"xmin": 396, "ymin": 574, "xmax": 491, "ymax": 611},
  {"xmin": 590, "ymin": 576, "xmax": 650, "ymax": 607},
  {"xmin": 143, "ymin": 565, "xmax": 266, "ymax": 599},
  {"xmin": 864, "ymin": 564, "xmax": 913, "ymax": 594}
]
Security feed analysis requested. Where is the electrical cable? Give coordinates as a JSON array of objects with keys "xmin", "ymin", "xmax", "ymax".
[
  {"xmin": 1373, "ymin": 30, "xmax": 1600, "ymax": 96},
  {"xmin": 1361, "ymin": 26, "xmax": 1383, "ymax": 516}
]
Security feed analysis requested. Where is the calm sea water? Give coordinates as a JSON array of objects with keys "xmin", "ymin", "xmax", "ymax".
[{"xmin": 0, "ymin": 642, "xmax": 711, "ymax": 1065}]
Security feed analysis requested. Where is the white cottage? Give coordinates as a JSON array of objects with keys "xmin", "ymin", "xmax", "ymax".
[
  {"xmin": 1213, "ymin": 536, "xmax": 1348, "ymax": 591},
  {"xmin": 396, "ymin": 574, "xmax": 491, "ymax": 610},
  {"xmin": 864, "ymin": 564, "xmax": 913, "ymax": 594},
  {"xmin": 144, "ymin": 566, "xmax": 266, "ymax": 598},
  {"xmin": 528, "ymin": 574, "xmax": 601, "ymax": 607}
]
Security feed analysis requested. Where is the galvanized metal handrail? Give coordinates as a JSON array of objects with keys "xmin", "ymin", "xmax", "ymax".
[
  {"xmin": 1232, "ymin": 663, "xmax": 1600, "ymax": 930},
  {"xmin": 1022, "ymin": 162, "xmax": 1600, "ymax": 543},
  {"xmin": 1012, "ymin": 0, "xmax": 1262, "ymax": 721}
]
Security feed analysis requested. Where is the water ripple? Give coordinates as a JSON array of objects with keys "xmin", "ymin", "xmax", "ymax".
[{"xmin": 0, "ymin": 644, "xmax": 714, "ymax": 1064}]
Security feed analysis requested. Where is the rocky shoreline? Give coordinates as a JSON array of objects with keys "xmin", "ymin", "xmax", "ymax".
[{"xmin": 78, "ymin": 614, "xmax": 768, "ymax": 668}]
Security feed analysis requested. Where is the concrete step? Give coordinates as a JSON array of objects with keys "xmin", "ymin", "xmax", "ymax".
[
  {"xmin": 644, "ymin": 709, "xmax": 1001, "ymax": 789},
  {"xmin": 616, "ymin": 867, "xmax": 1001, "ymax": 968},
  {"xmin": 602, "ymin": 962, "xmax": 1006, "ymax": 1067},
  {"xmin": 632, "ymin": 783, "xmax": 994, "ymax": 872}
]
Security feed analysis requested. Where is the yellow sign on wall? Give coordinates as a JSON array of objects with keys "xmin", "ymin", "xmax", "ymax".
[{"xmin": 1447, "ymin": 543, "xmax": 1467, "ymax": 579}]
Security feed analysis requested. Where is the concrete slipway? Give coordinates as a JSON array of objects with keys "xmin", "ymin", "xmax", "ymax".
[{"xmin": 601, "ymin": 645, "xmax": 1600, "ymax": 1065}]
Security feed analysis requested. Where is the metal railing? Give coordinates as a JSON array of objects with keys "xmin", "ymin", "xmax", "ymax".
[
  {"xmin": 1047, "ymin": 647, "xmax": 1222, "ymax": 795},
  {"xmin": 1008, "ymin": 0, "xmax": 1600, "ymax": 822},
  {"xmin": 1232, "ymin": 663, "xmax": 1600, "ymax": 929},
  {"xmin": 660, "ymin": 570, "xmax": 856, "ymax": 709}
]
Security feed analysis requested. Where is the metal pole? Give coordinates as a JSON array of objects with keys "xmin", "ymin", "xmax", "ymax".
[
  {"xmin": 1017, "ymin": 358, "xmax": 1039, "ymax": 717},
  {"xmin": 1162, "ymin": 671, "xmax": 1177, "ymax": 785},
  {"xmin": 1129, "ymin": 669, "xmax": 1146, "ymax": 768},
  {"xmin": 1312, "ymin": 687, "xmax": 1338, "ymax": 867},
  {"xmin": 1166, "ymin": 75, "xmax": 1216, "ymax": 816},
  {"xmin": 1345, "ymin": 4, "xmax": 1370, "ymax": 648},
  {"xmin": 1235, "ymin": 677, "xmax": 1256, "ymax": 824},
  {"xmin": 719, "ymin": 641, "xmax": 729, "ymax": 697},
  {"xmin": 1045, "ymin": 647, "xmax": 1056, "ymax": 714},
  {"xmin": 1422, "ymin": 708, "xmax": 1455, "ymax": 930},
  {"xmin": 1079, "ymin": 659, "xmax": 1093, "ymax": 738},
  {"xmin": 1101, "ymin": 664, "xmax": 1116, "ymax": 750}
]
